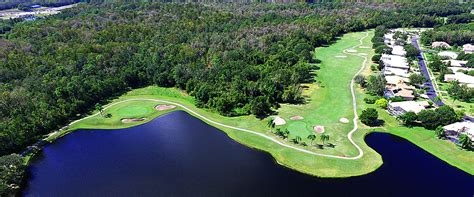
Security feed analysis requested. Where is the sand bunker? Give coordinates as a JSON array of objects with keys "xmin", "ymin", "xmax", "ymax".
[
  {"xmin": 339, "ymin": 118, "xmax": 350, "ymax": 124},
  {"xmin": 121, "ymin": 118, "xmax": 146, "ymax": 123},
  {"xmin": 358, "ymin": 46, "xmax": 370, "ymax": 49},
  {"xmin": 273, "ymin": 116, "xmax": 286, "ymax": 126},
  {"xmin": 358, "ymin": 53, "xmax": 368, "ymax": 56},
  {"xmin": 290, "ymin": 116, "xmax": 304, "ymax": 120},
  {"xmin": 313, "ymin": 125, "xmax": 325, "ymax": 134},
  {"xmin": 155, "ymin": 104, "xmax": 176, "ymax": 111},
  {"xmin": 335, "ymin": 55, "xmax": 347, "ymax": 58},
  {"xmin": 346, "ymin": 49, "xmax": 357, "ymax": 53}
]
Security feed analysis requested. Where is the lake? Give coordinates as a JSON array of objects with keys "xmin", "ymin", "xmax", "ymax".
[{"xmin": 23, "ymin": 111, "xmax": 473, "ymax": 196}]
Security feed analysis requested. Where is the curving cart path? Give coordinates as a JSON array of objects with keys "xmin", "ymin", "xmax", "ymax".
[{"xmin": 64, "ymin": 32, "xmax": 371, "ymax": 160}]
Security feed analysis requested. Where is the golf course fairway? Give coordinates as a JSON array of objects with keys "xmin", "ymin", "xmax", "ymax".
[{"xmin": 43, "ymin": 30, "xmax": 473, "ymax": 177}]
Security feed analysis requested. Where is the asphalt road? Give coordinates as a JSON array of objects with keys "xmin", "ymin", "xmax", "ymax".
[
  {"xmin": 411, "ymin": 36, "xmax": 445, "ymax": 106},
  {"xmin": 411, "ymin": 36, "xmax": 473, "ymax": 121}
]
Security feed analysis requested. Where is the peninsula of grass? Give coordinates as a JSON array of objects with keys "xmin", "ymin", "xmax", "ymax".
[{"xmin": 42, "ymin": 30, "xmax": 473, "ymax": 177}]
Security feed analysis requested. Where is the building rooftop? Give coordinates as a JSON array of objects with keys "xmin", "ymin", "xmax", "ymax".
[
  {"xmin": 444, "ymin": 73, "xmax": 474, "ymax": 87},
  {"xmin": 443, "ymin": 121, "xmax": 474, "ymax": 140},
  {"xmin": 431, "ymin": 41, "xmax": 451, "ymax": 49},
  {"xmin": 389, "ymin": 101, "xmax": 430, "ymax": 114},
  {"xmin": 442, "ymin": 60, "xmax": 468, "ymax": 67},
  {"xmin": 381, "ymin": 54, "xmax": 409, "ymax": 69},
  {"xmin": 438, "ymin": 51, "xmax": 458, "ymax": 59},
  {"xmin": 385, "ymin": 75, "xmax": 410, "ymax": 85},
  {"xmin": 392, "ymin": 45, "xmax": 406, "ymax": 56},
  {"xmin": 463, "ymin": 44, "xmax": 474, "ymax": 54},
  {"xmin": 384, "ymin": 67, "xmax": 410, "ymax": 78}
]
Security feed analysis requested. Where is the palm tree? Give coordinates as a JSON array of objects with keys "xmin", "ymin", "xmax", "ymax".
[
  {"xmin": 292, "ymin": 136, "xmax": 302, "ymax": 144},
  {"xmin": 435, "ymin": 126, "xmax": 446, "ymax": 139},
  {"xmin": 267, "ymin": 119, "xmax": 275, "ymax": 128},
  {"xmin": 95, "ymin": 103, "xmax": 104, "ymax": 117},
  {"xmin": 295, "ymin": 136, "xmax": 302, "ymax": 143},
  {"xmin": 283, "ymin": 129, "xmax": 290, "ymax": 139},
  {"xmin": 307, "ymin": 134, "xmax": 316, "ymax": 145},
  {"xmin": 320, "ymin": 134, "xmax": 329, "ymax": 146},
  {"xmin": 458, "ymin": 134, "xmax": 472, "ymax": 150}
]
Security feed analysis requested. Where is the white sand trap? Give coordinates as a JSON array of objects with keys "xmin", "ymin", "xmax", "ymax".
[
  {"xmin": 346, "ymin": 49, "xmax": 357, "ymax": 53},
  {"xmin": 335, "ymin": 55, "xmax": 347, "ymax": 58},
  {"xmin": 358, "ymin": 53, "xmax": 367, "ymax": 56},
  {"xmin": 290, "ymin": 115, "xmax": 304, "ymax": 120},
  {"xmin": 313, "ymin": 125, "xmax": 325, "ymax": 134},
  {"xmin": 339, "ymin": 118, "xmax": 349, "ymax": 124},
  {"xmin": 273, "ymin": 116, "xmax": 286, "ymax": 126},
  {"xmin": 155, "ymin": 104, "xmax": 176, "ymax": 111},
  {"xmin": 121, "ymin": 118, "xmax": 146, "ymax": 123},
  {"xmin": 359, "ymin": 46, "xmax": 370, "ymax": 49}
]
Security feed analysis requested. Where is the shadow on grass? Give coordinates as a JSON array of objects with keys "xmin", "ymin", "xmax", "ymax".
[{"xmin": 314, "ymin": 143, "xmax": 336, "ymax": 149}]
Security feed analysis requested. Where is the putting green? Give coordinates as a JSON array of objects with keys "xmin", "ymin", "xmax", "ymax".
[
  {"xmin": 287, "ymin": 121, "xmax": 311, "ymax": 138},
  {"xmin": 116, "ymin": 105, "xmax": 153, "ymax": 117}
]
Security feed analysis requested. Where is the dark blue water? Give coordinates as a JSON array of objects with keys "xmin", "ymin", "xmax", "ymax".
[{"xmin": 23, "ymin": 111, "xmax": 473, "ymax": 197}]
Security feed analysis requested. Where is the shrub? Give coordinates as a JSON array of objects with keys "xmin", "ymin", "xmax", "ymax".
[
  {"xmin": 354, "ymin": 75, "xmax": 366, "ymax": 87},
  {"xmin": 375, "ymin": 98, "xmax": 389, "ymax": 109},
  {"xmin": 370, "ymin": 64, "xmax": 378, "ymax": 71},
  {"xmin": 435, "ymin": 126, "xmax": 446, "ymax": 139},
  {"xmin": 364, "ymin": 97, "xmax": 376, "ymax": 104},
  {"xmin": 360, "ymin": 108, "xmax": 379, "ymax": 126},
  {"xmin": 372, "ymin": 54, "xmax": 381, "ymax": 62},
  {"xmin": 397, "ymin": 111, "xmax": 418, "ymax": 126}
]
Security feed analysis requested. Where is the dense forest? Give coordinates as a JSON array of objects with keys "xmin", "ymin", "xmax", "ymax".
[
  {"xmin": 421, "ymin": 22, "xmax": 474, "ymax": 46},
  {"xmin": 0, "ymin": 2, "xmax": 471, "ymax": 195}
]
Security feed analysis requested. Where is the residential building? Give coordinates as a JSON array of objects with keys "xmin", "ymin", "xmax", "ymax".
[
  {"xmin": 431, "ymin": 41, "xmax": 451, "ymax": 49},
  {"xmin": 381, "ymin": 54, "xmax": 409, "ymax": 69},
  {"xmin": 392, "ymin": 45, "xmax": 406, "ymax": 56},
  {"xmin": 387, "ymin": 101, "xmax": 430, "ymax": 116},
  {"xmin": 444, "ymin": 73, "xmax": 474, "ymax": 88},
  {"xmin": 384, "ymin": 33, "xmax": 395, "ymax": 46},
  {"xmin": 438, "ymin": 51, "xmax": 458, "ymax": 59},
  {"xmin": 384, "ymin": 77, "xmax": 416, "ymax": 101},
  {"xmin": 463, "ymin": 44, "xmax": 474, "ymax": 54},
  {"xmin": 443, "ymin": 121, "xmax": 474, "ymax": 141},
  {"xmin": 383, "ymin": 66, "xmax": 410, "ymax": 78},
  {"xmin": 442, "ymin": 60, "xmax": 468, "ymax": 67},
  {"xmin": 385, "ymin": 75, "xmax": 410, "ymax": 84}
]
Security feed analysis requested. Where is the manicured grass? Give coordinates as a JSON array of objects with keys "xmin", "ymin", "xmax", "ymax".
[
  {"xmin": 47, "ymin": 31, "xmax": 383, "ymax": 178},
  {"xmin": 42, "ymin": 30, "xmax": 473, "ymax": 177}
]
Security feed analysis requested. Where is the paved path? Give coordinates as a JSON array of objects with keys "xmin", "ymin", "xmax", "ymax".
[{"xmin": 48, "ymin": 32, "xmax": 371, "ymax": 160}]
